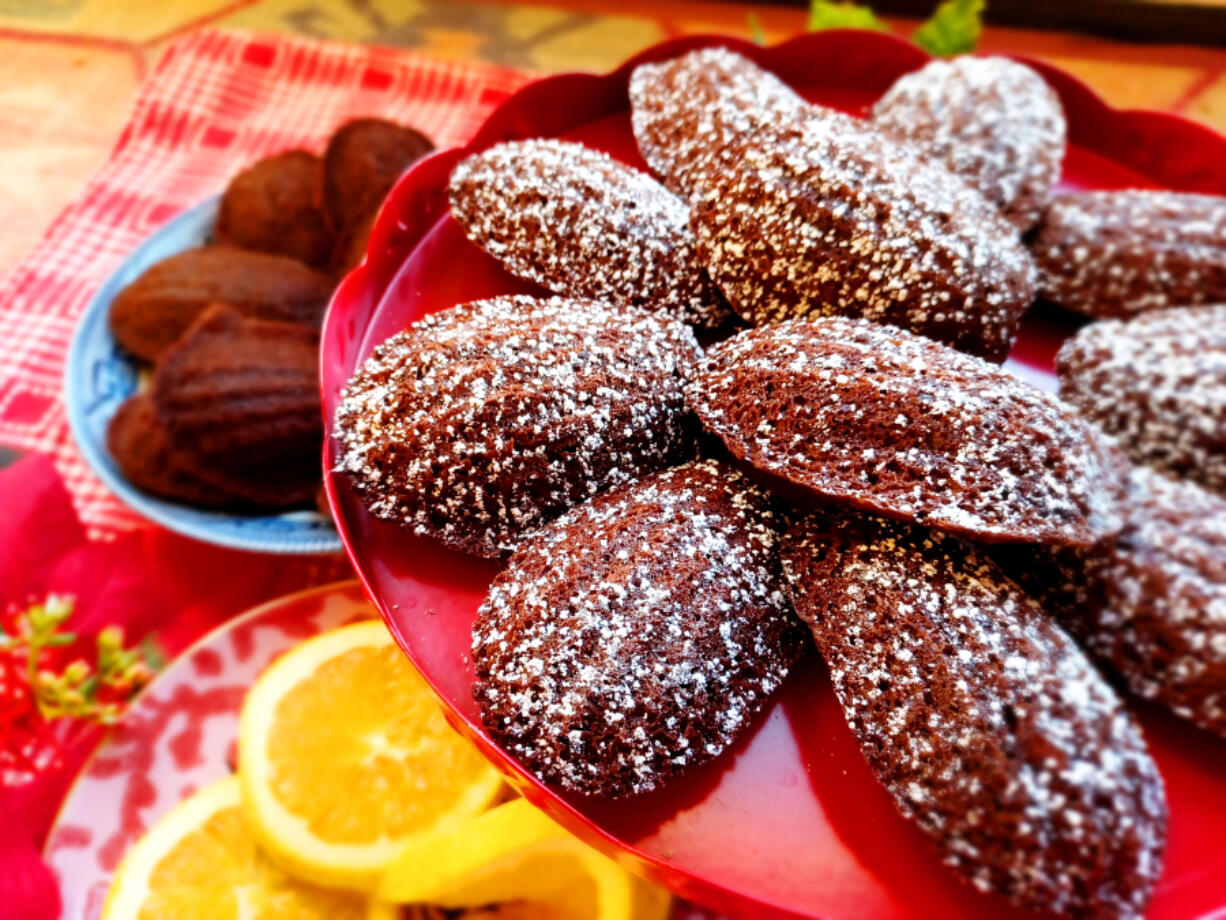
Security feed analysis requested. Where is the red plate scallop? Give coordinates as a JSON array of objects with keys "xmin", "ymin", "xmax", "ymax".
[{"xmin": 321, "ymin": 31, "xmax": 1226, "ymax": 920}]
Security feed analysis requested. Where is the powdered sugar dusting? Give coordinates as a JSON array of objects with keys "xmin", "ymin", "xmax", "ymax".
[
  {"xmin": 872, "ymin": 56, "xmax": 1066, "ymax": 231},
  {"xmin": 333, "ymin": 295, "xmax": 699, "ymax": 557},
  {"xmin": 781, "ymin": 510, "xmax": 1167, "ymax": 918},
  {"xmin": 449, "ymin": 139, "xmax": 729, "ymax": 329},
  {"xmin": 1008, "ymin": 467, "xmax": 1226, "ymax": 738},
  {"xmin": 689, "ymin": 105, "xmax": 1036, "ymax": 360},
  {"xmin": 472, "ymin": 459, "xmax": 805, "ymax": 797},
  {"xmin": 1095, "ymin": 468, "xmax": 1226, "ymax": 734},
  {"xmin": 690, "ymin": 315, "xmax": 1128, "ymax": 546},
  {"xmin": 1033, "ymin": 190, "xmax": 1226, "ymax": 318},
  {"xmin": 628, "ymin": 46, "xmax": 808, "ymax": 198},
  {"xmin": 1057, "ymin": 304, "xmax": 1226, "ymax": 496}
]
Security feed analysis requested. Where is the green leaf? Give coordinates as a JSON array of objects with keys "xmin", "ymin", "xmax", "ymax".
[
  {"xmin": 808, "ymin": 0, "xmax": 888, "ymax": 33},
  {"xmin": 747, "ymin": 11, "xmax": 766, "ymax": 46},
  {"xmin": 913, "ymin": 0, "xmax": 985, "ymax": 57},
  {"xmin": 79, "ymin": 674, "xmax": 99, "ymax": 701},
  {"xmin": 141, "ymin": 635, "xmax": 167, "ymax": 672}
]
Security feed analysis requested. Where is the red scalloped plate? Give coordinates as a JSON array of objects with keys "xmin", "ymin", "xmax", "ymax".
[{"xmin": 321, "ymin": 31, "xmax": 1226, "ymax": 920}]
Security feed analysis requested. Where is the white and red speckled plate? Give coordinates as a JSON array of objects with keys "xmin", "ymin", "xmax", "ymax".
[
  {"xmin": 42, "ymin": 581, "xmax": 717, "ymax": 920},
  {"xmin": 43, "ymin": 581, "xmax": 373, "ymax": 920}
]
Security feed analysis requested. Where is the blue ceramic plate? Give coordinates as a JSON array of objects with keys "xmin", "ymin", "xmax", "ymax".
[{"xmin": 64, "ymin": 197, "xmax": 340, "ymax": 554}]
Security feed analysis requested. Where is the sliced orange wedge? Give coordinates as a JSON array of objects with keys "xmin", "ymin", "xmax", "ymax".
[
  {"xmin": 238, "ymin": 620, "xmax": 503, "ymax": 891},
  {"xmin": 101, "ymin": 776, "xmax": 371, "ymax": 920},
  {"xmin": 379, "ymin": 798, "xmax": 672, "ymax": 920}
]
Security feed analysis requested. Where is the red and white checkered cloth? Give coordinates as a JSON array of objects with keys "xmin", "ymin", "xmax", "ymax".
[{"xmin": 0, "ymin": 28, "xmax": 532, "ymax": 537}]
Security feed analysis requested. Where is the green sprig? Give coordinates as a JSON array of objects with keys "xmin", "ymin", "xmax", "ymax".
[
  {"xmin": 913, "ymin": 0, "xmax": 985, "ymax": 56},
  {"xmin": 807, "ymin": 0, "xmax": 986, "ymax": 57},
  {"xmin": 4, "ymin": 596, "xmax": 158, "ymax": 726},
  {"xmin": 747, "ymin": 12, "xmax": 766, "ymax": 46},
  {"xmin": 809, "ymin": 1, "xmax": 888, "ymax": 32}
]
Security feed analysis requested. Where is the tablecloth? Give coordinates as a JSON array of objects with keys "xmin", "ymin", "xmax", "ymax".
[
  {"xmin": 0, "ymin": 27, "xmax": 532, "ymax": 538},
  {"xmin": 0, "ymin": 452, "xmax": 356, "ymax": 920}
]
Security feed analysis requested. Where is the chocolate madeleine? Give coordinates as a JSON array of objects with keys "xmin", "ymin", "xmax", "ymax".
[
  {"xmin": 473, "ymin": 459, "xmax": 806, "ymax": 797},
  {"xmin": 152, "ymin": 304, "xmax": 322, "ymax": 507},
  {"xmin": 216, "ymin": 151, "xmax": 333, "ymax": 267},
  {"xmin": 449, "ymin": 139, "xmax": 729, "ymax": 329},
  {"xmin": 629, "ymin": 46, "xmax": 808, "ymax": 198},
  {"xmin": 996, "ymin": 466, "xmax": 1226, "ymax": 739},
  {"xmin": 872, "ymin": 56, "xmax": 1066, "ymax": 232},
  {"xmin": 690, "ymin": 108, "xmax": 1036, "ymax": 360},
  {"xmin": 333, "ymin": 295, "xmax": 699, "ymax": 558},
  {"xmin": 323, "ymin": 118, "xmax": 434, "ymax": 233},
  {"xmin": 109, "ymin": 246, "xmax": 333, "ymax": 363},
  {"xmin": 1057, "ymin": 304, "xmax": 1226, "ymax": 496},
  {"xmin": 329, "ymin": 213, "xmax": 375, "ymax": 279},
  {"xmin": 689, "ymin": 316, "xmax": 1128, "ymax": 547},
  {"xmin": 1032, "ymin": 190, "xmax": 1226, "ymax": 318},
  {"xmin": 107, "ymin": 394, "xmax": 239, "ymax": 508},
  {"xmin": 781, "ymin": 509, "xmax": 1167, "ymax": 918}
]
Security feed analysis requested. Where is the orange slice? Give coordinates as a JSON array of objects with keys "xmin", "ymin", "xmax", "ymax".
[
  {"xmin": 379, "ymin": 798, "xmax": 671, "ymax": 920},
  {"xmin": 238, "ymin": 620, "xmax": 503, "ymax": 891},
  {"xmin": 101, "ymin": 776, "xmax": 371, "ymax": 920}
]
